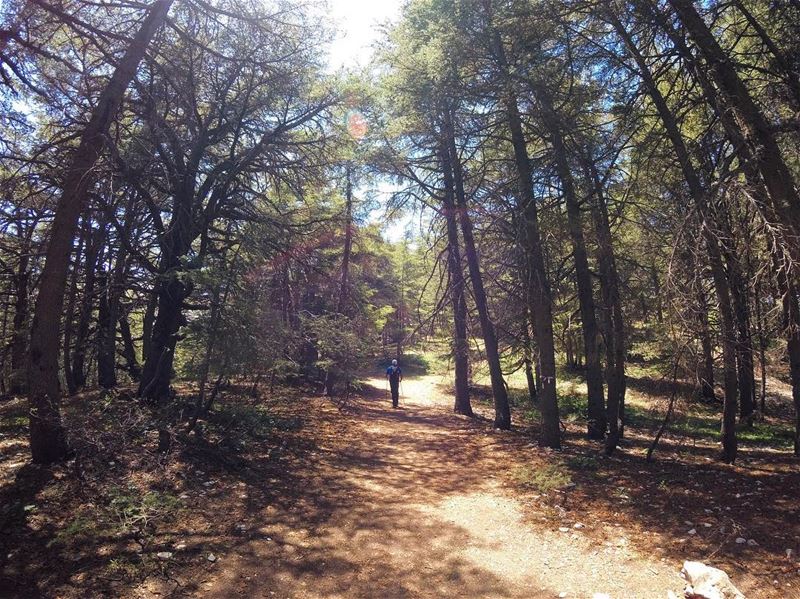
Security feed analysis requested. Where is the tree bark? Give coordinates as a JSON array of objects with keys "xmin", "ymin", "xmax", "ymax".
[
  {"xmin": 667, "ymin": 0, "xmax": 800, "ymax": 257},
  {"xmin": 71, "ymin": 222, "xmax": 105, "ymax": 391},
  {"xmin": 543, "ymin": 106, "xmax": 605, "ymax": 440},
  {"xmin": 610, "ymin": 8, "xmax": 738, "ymax": 461},
  {"xmin": 96, "ymin": 267, "xmax": 116, "ymax": 389},
  {"xmin": 499, "ymin": 78, "xmax": 560, "ymax": 447},
  {"xmin": 440, "ymin": 137, "xmax": 472, "ymax": 417},
  {"xmin": 137, "ymin": 273, "xmax": 190, "ymax": 403},
  {"xmin": 730, "ymin": 0, "xmax": 800, "ymax": 110},
  {"xmin": 118, "ymin": 307, "xmax": 141, "ymax": 380},
  {"xmin": 444, "ymin": 108, "xmax": 510, "ymax": 429},
  {"xmin": 61, "ymin": 225, "xmax": 87, "ymax": 397},
  {"xmin": 26, "ymin": 0, "xmax": 173, "ymax": 463},
  {"xmin": 583, "ymin": 150, "xmax": 627, "ymax": 453}
]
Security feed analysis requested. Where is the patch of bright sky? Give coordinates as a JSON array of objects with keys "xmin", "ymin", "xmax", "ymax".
[
  {"xmin": 326, "ymin": 0, "xmax": 403, "ymax": 71},
  {"xmin": 326, "ymin": 0, "xmax": 411, "ymax": 243}
]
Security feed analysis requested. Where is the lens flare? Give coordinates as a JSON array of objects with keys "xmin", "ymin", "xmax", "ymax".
[{"xmin": 346, "ymin": 110, "xmax": 368, "ymax": 140}]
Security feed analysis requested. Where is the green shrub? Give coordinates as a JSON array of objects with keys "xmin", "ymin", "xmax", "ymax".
[{"xmin": 512, "ymin": 463, "xmax": 572, "ymax": 493}]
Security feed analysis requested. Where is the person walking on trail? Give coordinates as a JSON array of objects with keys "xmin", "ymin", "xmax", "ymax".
[{"xmin": 386, "ymin": 359, "xmax": 402, "ymax": 408}]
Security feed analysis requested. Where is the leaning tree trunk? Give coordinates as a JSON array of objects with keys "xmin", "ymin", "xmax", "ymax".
[
  {"xmin": 440, "ymin": 138, "xmax": 472, "ymax": 417},
  {"xmin": 26, "ymin": 0, "xmax": 174, "ymax": 464},
  {"xmin": 501, "ymin": 86, "xmax": 560, "ymax": 447},
  {"xmin": 445, "ymin": 109, "xmax": 509, "ymax": 428},
  {"xmin": 730, "ymin": 0, "xmax": 800, "ymax": 110},
  {"xmin": 610, "ymin": 8, "xmax": 738, "ymax": 461},
  {"xmin": 667, "ymin": 0, "xmax": 800, "ymax": 259}
]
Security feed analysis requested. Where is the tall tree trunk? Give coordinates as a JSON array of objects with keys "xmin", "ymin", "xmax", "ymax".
[
  {"xmin": 724, "ymin": 246, "xmax": 755, "ymax": 423},
  {"xmin": 583, "ymin": 151, "xmax": 627, "ymax": 453},
  {"xmin": 444, "ymin": 109, "xmax": 510, "ymax": 429},
  {"xmin": 440, "ymin": 138, "xmax": 472, "ymax": 417},
  {"xmin": 754, "ymin": 275, "xmax": 768, "ymax": 415},
  {"xmin": 610, "ymin": 8, "xmax": 738, "ymax": 461},
  {"xmin": 27, "ymin": 0, "xmax": 173, "ymax": 463},
  {"xmin": 496, "ymin": 72, "xmax": 560, "ymax": 446},
  {"xmin": 543, "ymin": 107, "xmax": 605, "ymax": 440},
  {"xmin": 137, "ymin": 273, "xmax": 190, "ymax": 403},
  {"xmin": 71, "ymin": 222, "xmax": 106, "ymax": 390},
  {"xmin": 62, "ymin": 226, "xmax": 87, "ymax": 397},
  {"xmin": 96, "ymin": 267, "xmax": 116, "ymax": 389}
]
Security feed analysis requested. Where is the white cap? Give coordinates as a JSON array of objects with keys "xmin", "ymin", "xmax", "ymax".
[{"xmin": 392, "ymin": 359, "xmax": 398, "ymax": 366}]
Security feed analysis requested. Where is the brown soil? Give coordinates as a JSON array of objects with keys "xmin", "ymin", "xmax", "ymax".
[{"xmin": 1, "ymin": 374, "xmax": 798, "ymax": 598}]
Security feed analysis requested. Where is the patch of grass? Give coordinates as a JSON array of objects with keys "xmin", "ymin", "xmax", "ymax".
[
  {"xmin": 738, "ymin": 420, "xmax": 795, "ymax": 448},
  {"xmin": 0, "ymin": 413, "xmax": 28, "ymax": 434},
  {"xmin": 512, "ymin": 463, "xmax": 573, "ymax": 493},
  {"xmin": 106, "ymin": 557, "xmax": 145, "ymax": 581},
  {"xmin": 48, "ymin": 514, "xmax": 104, "ymax": 547},
  {"xmin": 107, "ymin": 486, "xmax": 182, "ymax": 533}
]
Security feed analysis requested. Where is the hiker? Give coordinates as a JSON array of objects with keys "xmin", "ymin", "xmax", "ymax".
[{"xmin": 386, "ymin": 359, "xmax": 402, "ymax": 408}]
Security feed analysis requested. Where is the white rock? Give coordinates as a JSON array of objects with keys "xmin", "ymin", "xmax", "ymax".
[
  {"xmin": 207, "ymin": 553, "xmax": 218, "ymax": 562},
  {"xmin": 786, "ymin": 548, "xmax": 795, "ymax": 559},
  {"xmin": 688, "ymin": 529, "xmax": 697, "ymax": 535},
  {"xmin": 681, "ymin": 561, "xmax": 744, "ymax": 599},
  {"xmin": 574, "ymin": 523, "xmax": 585, "ymax": 529},
  {"xmin": 559, "ymin": 527, "xmax": 570, "ymax": 532},
  {"xmin": 156, "ymin": 552, "xmax": 173, "ymax": 560},
  {"xmin": 747, "ymin": 539, "xmax": 758, "ymax": 547},
  {"xmin": 558, "ymin": 593, "xmax": 567, "ymax": 598},
  {"xmin": 735, "ymin": 537, "xmax": 747, "ymax": 544},
  {"xmin": 175, "ymin": 543, "xmax": 187, "ymax": 550}
]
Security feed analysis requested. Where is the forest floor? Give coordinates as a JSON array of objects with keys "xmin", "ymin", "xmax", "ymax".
[{"xmin": 0, "ymin": 369, "xmax": 799, "ymax": 598}]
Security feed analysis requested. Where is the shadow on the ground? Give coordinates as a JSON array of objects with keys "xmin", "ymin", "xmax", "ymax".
[{"xmin": 0, "ymin": 382, "xmax": 565, "ymax": 598}]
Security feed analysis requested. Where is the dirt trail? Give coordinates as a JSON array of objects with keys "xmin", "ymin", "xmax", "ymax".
[{"xmin": 203, "ymin": 375, "xmax": 682, "ymax": 598}]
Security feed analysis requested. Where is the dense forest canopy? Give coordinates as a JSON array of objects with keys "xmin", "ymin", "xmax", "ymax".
[{"xmin": 1, "ymin": 0, "xmax": 799, "ymax": 466}]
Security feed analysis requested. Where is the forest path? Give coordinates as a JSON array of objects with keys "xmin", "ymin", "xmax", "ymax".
[{"xmin": 203, "ymin": 375, "xmax": 681, "ymax": 598}]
